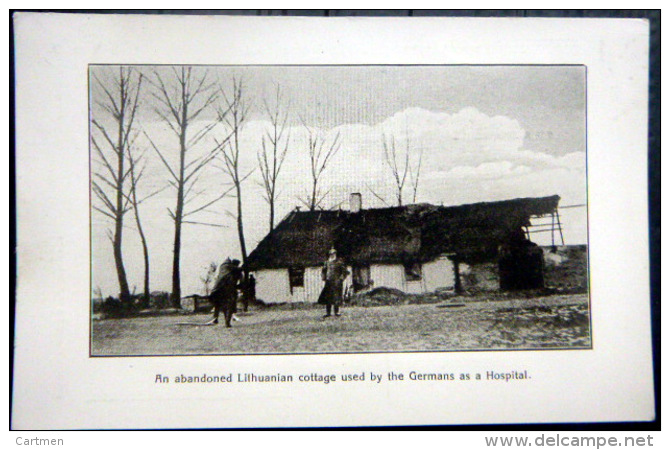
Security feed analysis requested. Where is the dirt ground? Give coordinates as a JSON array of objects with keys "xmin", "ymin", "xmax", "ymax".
[{"xmin": 91, "ymin": 293, "xmax": 591, "ymax": 356}]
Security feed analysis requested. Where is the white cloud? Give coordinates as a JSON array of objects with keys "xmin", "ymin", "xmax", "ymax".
[{"xmin": 92, "ymin": 106, "xmax": 587, "ymax": 297}]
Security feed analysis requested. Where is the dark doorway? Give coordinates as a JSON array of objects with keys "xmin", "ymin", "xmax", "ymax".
[
  {"xmin": 352, "ymin": 265, "xmax": 371, "ymax": 292},
  {"xmin": 499, "ymin": 241, "xmax": 545, "ymax": 291}
]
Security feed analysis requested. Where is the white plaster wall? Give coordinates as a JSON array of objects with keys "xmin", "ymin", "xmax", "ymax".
[
  {"xmin": 368, "ymin": 264, "xmax": 421, "ymax": 293},
  {"xmin": 370, "ymin": 264, "xmax": 404, "ymax": 292},
  {"xmin": 369, "ymin": 260, "xmax": 455, "ymax": 294},
  {"xmin": 253, "ymin": 269, "xmax": 292, "ymax": 304},
  {"xmin": 258, "ymin": 262, "xmax": 449, "ymax": 303},
  {"xmin": 254, "ymin": 266, "xmax": 352, "ymax": 304},
  {"xmin": 303, "ymin": 266, "xmax": 324, "ymax": 303},
  {"xmin": 423, "ymin": 256, "xmax": 455, "ymax": 291}
]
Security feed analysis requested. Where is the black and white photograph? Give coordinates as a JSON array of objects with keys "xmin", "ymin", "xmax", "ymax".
[
  {"xmin": 13, "ymin": 13, "xmax": 655, "ymax": 430},
  {"xmin": 89, "ymin": 64, "xmax": 590, "ymax": 356}
]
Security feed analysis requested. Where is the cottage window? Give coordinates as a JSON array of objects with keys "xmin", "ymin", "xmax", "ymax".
[
  {"xmin": 403, "ymin": 262, "xmax": 422, "ymax": 282},
  {"xmin": 288, "ymin": 266, "xmax": 305, "ymax": 291}
]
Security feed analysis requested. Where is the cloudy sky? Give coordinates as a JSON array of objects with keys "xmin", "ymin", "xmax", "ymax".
[{"xmin": 90, "ymin": 65, "xmax": 587, "ymax": 298}]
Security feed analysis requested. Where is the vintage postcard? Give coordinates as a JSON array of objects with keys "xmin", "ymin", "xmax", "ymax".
[{"xmin": 13, "ymin": 13, "xmax": 654, "ymax": 429}]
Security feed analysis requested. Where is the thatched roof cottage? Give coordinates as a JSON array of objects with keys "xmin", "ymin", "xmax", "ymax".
[{"xmin": 245, "ymin": 194, "xmax": 561, "ymax": 304}]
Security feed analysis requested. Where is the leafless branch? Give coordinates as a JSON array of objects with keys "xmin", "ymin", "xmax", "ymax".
[
  {"xmin": 184, "ymin": 188, "xmax": 206, "ymax": 206},
  {"xmin": 410, "ymin": 147, "xmax": 424, "ymax": 204},
  {"xmin": 143, "ymin": 130, "xmax": 179, "ymax": 183},
  {"xmin": 153, "ymin": 108, "xmax": 182, "ymax": 137},
  {"xmin": 300, "ymin": 117, "xmax": 341, "ymax": 210},
  {"xmin": 314, "ymin": 187, "xmax": 332, "ymax": 210},
  {"xmin": 182, "ymin": 220, "xmax": 228, "ymax": 228},
  {"xmin": 93, "ymin": 172, "xmax": 118, "ymax": 193},
  {"xmin": 183, "ymin": 187, "xmax": 235, "ymax": 218},
  {"xmin": 92, "ymin": 204, "xmax": 116, "ymax": 220},
  {"xmin": 366, "ymin": 184, "xmax": 390, "ymax": 207},
  {"xmin": 91, "ymin": 120, "xmax": 119, "ymax": 155},
  {"xmin": 148, "ymin": 71, "xmax": 183, "ymax": 127},
  {"xmin": 92, "ymin": 72, "xmax": 120, "ymax": 118},
  {"xmin": 184, "ymin": 142, "xmax": 226, "ymax": 184},
  {"xmin": 91, "ymin": 137, "xmax": 118, "ymax": 183},
  {"xmin": 382, "ymin": 129, "xmax": 421, "ymax": 206},
  {"xmin": 187, "ymin": 121, "xmax": 218, "ymax": 148},
  {"xmin": 187, "ymin": 89, "xmax": 218, "ymax": 122},
  {"xmin": 91, "ymin": 180, "xmax": 117, "ymax": 215},
  {"xmin": 137, "ymin": 184, "xmax": 170, "ymax": 205}
]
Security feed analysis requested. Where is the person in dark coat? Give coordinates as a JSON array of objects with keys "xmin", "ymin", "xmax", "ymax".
[
  {"xmin": 208, "ymin": 258, "xmax": 242, "ymax": 327},
  {"xmin": 317, "ymin": 248, "xmax": 349, "ymax": 318},
  {"xmin": 240, "ymin": 274, "xmax": 256, "ymax": 312}
]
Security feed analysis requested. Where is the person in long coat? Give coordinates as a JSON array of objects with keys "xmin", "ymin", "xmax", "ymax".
[
  {"xmin": 208, "ymin": 258, "xmax": 242, "ymax": 327},
  {"xmin": 317, "ymin": 248, "xmax": 349, "ymax": 318},
  {"xmin": 240, "ymin": 273, "xmax": 256, "ymax": 313}
]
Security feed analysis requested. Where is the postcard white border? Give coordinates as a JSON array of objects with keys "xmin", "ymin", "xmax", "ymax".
[{"xmin": 13, "ymin": 13, "xmax": 653, "ymax": 429}]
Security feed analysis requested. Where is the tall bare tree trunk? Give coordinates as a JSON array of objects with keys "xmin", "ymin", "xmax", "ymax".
[
  {"xmin": 171, "ymin": 217, "xmax": 182, "ymax": 307},
  {"xmin": 114, "ymin": 82, "xmax": 131, "ymax": 302},
  {"xmin": 113, "ymin": 213, "xmax": 130, "ymax": 302},
  {"xmin": 146, "ymin": 66, "xmax": 221, "ymax": 308},
  {"xmin": 269, "ymin": 198, "xmax": 275, "ymax": 232},
  {"xmin": 236, "ymin": 178, "xmax": 247, "ymax": 264},
  {"xmin": 258, "ymin": 85, "xmax": 291, "ymax": 231},
  {"xmin": 135, "ymin": 204, "xmax": 150, "ymax": 303},
  {"xmin": 127, "ymin": 152, "xmax": 151, "ymax": 304},
  {"xmin": 310, "ymin": 179, "xmax": 318, "ymax": 211},
  {"xmin": 232, "ymin": 109, "xmax": 247, "ymax": 263},
  {"xmin": 91, "ymin": 67, "xmax": 141, "ymax": 303},
  {"xmin": 216, "ymin": 77, "xmax": 253, "ymax": 267},
  {"xmin": 170, "ymin": 84, "xmax": 189, "ymax": 308}
]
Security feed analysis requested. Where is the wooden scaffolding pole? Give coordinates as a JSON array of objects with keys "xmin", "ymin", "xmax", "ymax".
[
  {"xmin": 555, "ymin": 208, "xmax": 565, "ymax": 245},
  {"xmin": 551, "ymin": 211, "xmax": 555, "ymax": 247}
]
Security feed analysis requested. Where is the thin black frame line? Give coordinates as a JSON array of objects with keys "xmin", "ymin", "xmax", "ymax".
[
  {"xmin": 88, "ymin": 63, "xmax": 588, "ymax": 68},
  {"xmin": 89, "ymin": 341, "xmax": 594, "ymax": 358},
  {"xmin": 88, "ymin": 64, "xmax": 591, "ymax": 358}
]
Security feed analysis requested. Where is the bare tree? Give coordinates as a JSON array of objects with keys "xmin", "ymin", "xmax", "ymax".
[
  {"xmin": 200, "ymin": 262, "xmax": 218, "ymax": 296},
  {"xmin": 299, "ymin": 119, "xmax": 342, "ymax": 211},
  {"xmin": 90, "ymin": 67, "xmax": 142, "ymax": 303},
  {"xmin": 381, "ymin": 132, "xmax": 409, "ymax": 206},
  {"xmin": 409, "ymin": 147, "xmax": 424, "ymax": 204},
  {"xmin": 195, "ymin": 261, "xmax": 218, "ymax": 313},
  {"xmin": 125, "ymin": 141, "xmax": 167, "ymax": 305},
  {"xmin": 146, "ymin": 66, "xmax": 225, "ymax": 308},
  {"xmin": 381, "ymin": 131, "xmax": 423, "ymax": 206},
  {"xmin": 215, "ymin": 77, "xmax": 254, "ymax": 266},
  {"xmin": 258, "ymin": 85, "xmax": 291, "ymax": 231}
]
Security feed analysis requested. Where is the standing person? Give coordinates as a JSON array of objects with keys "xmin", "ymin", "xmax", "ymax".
[
  {"xmin": 317, "ymin": 248, "xmax": 349, "ymax": 318},
  {"xmin": 208, "ymin": 258, "xmax": 242, "ymax": 327},
  {"xmin": 240, "ymin": 273, "xmax": 256, "ymax": 313}
]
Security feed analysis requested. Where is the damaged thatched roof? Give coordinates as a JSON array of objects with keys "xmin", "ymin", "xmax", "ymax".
[{"xmin": 245, "ymin": 195, "xmax": 560, "ymax": 269}]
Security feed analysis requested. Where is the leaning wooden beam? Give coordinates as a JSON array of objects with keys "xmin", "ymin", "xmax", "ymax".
[
  {"xmin": 551, "ymin": 210, "xmax": 555, "ymax": 247},
  {"xmin": 555, "ymin": 208, "xmax": 565, "ymax": 245}
]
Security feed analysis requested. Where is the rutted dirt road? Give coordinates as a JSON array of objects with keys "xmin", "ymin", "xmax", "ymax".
[{"xmin": 91, "ymin": 294, "xmax": 590, "ymax": 356}]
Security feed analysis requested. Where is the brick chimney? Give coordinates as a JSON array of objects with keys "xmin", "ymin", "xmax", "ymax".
[{"xmin": 350, "ymin": 193, "xmax": 362, "ymax": 213}]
